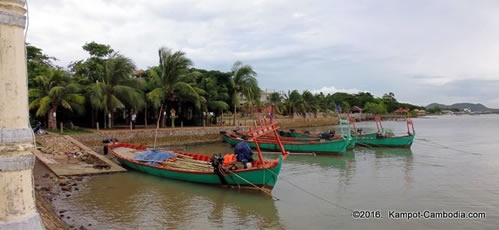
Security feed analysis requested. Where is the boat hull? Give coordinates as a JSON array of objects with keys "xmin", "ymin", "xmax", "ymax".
[
  {"xmin": 110, "ymin": 144, "xmax": 282, "ymax": 190},
  {"xmin": 354, "ymin": 132, "xmax": 415, "ymax": 148},
  {"xmin": 223, "ymin": 134, "xmax": 350, "ymax": 153}
]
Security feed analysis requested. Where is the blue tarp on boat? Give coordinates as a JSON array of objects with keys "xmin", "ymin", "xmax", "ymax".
[{"xmin": 133, "ymin": 149, "xmax": 177, "ymax": 166}]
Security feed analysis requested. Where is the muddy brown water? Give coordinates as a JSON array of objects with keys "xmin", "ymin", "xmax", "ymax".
[{"xmin": 54, "ymin": 115, "xmax": 499, "ymax": 229}]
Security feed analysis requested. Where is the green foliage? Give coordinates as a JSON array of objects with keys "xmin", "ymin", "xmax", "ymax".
[
  {"xmin": 26, "ymin": 44, "xmax": 56, "ymax": 87},
  {"xmin": 26, "ymin": 43, "xmax": 431, "ymax": 129},
  {"xmin": 83, "ymin": 41, "xmax": 114, "ymax": 58},
  {"xmin": 229, "ymin": 61, "xmax": 260, "ymax": 124},
  {"xmin": 283, "ymin": 90, "xmax": 305, "ymax": 117},
  {"xmin": 28, "ymin": 67, "xmax": 85, "ymax": 129},
  {"xmin": 86, "ymin": 52, "xmax": 144, "ymax": 128},
  {"xmin": 364, "ymin": 101, "xmax": 388, "ymax": 114}
]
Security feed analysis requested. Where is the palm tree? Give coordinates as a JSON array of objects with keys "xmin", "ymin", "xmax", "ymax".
[
  {"xmin": 87, "ymin": 53, "xmax": 144, "ymax": 128},
  {"xmin": 229, "ymin": 61, "xmax": 260, "ymax": 125},
  {"xmin": 29, "ymin": 68, "xmax": 85, "ymax": 129},
  {"xmin": 147, "ymin": 47, "xmax": 202, "ymax": 126},
  {"xmin": 268, "ymin": 92, "xmax": 284, "ymax": 115},
  {"xmin": 283, "ymin": 90, "xmax": 305, "ymax": 118},
  {"xmin": 302, "ymin": 90, "xmax": 319, "ymax": 117},
  {"xmin": 185, "ymin": 71, "xmax": 229, "ymax": 125},
  {"xmin": 136, "ymin": 67, "xmax": 161, "ymax": 128}
]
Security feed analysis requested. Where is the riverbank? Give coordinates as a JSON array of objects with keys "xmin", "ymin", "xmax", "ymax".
[
  {"xmin": 34, "ymin": 159, "xmax": 84, "ymax": 229},
  {"xmin": 34, "ymin": 116, "xmax": 340, "ymax": 228}
]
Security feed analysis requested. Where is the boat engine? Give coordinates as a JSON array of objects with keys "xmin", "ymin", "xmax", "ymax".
[{"xmin": 210, "ymin": 153, "xmax": 224, "ymax": 171}]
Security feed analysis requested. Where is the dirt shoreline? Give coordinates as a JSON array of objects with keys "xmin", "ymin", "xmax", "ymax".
[{"xmin": 33, "ymin": 130, "xmax": 227, "ymax": 229}]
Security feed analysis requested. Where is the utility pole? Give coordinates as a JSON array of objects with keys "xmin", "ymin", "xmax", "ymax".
[{"xmin": 0, "ymin": 0, "xmax": 43, "ymax": 229}]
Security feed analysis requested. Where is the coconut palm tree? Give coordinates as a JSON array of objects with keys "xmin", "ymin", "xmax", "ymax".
[
  {"xmin": 268, "ymin": 92, "xmax": 284, "ymax": 115},
  {"xmin": 28, "ymin": 68, "xmax": 85, "ymax": 129},
  {"xmin": 229, "ymin": 61, "xmax": 260, "ymax": 125},
  {"xmin": 87, "ymin": 53, "xmax": 145, "ymax": 128},
  {"xmin": 302, "ymin": 90, "xmax": 319, "ymax": 117},
  {"xmin": 147, "ymin": 47, "xmax": 202, "ymax": 126},
  {"xmin": 283, "ymin": 90, "xmax": 305, "ymax": 118}
]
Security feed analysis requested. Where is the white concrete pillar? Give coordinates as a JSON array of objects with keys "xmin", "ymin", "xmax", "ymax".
[{"xmin": 0, "ymin": 0, "xmax": 43, "ymax": 229}]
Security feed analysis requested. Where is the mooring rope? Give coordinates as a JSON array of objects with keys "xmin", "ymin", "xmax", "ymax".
[
  {"xmin": 223, "ymin": 168, "xmax": 280, "ymax": 201},
  {"xmin": 415, "ymin": 137, "xmax": 482, "ymax": 156},
  {"xmin": 265, "ymin": 168, "xmax": 353, "ymax": 212}
]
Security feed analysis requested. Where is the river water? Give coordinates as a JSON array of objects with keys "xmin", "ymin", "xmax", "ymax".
[{"xmin": 55, "ymin": 115, "xmax": 499, "ymax": 229}]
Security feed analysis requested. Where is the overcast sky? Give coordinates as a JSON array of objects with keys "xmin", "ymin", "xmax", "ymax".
[{"xmin": 26, "ymin": 0, "xmax": 499, "ymax": 108}]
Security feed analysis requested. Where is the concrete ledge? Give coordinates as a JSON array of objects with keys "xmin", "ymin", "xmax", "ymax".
[{"xmin": 33, "ymin": 135, "xmax": 126, "ymax": 177}]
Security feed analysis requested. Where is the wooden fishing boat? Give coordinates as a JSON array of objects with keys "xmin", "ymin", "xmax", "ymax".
[
  {"xmin": 109, "ymin": 120, "xmax": 288, "ymax": 193},
  {"xmin": 221, "ymin": 131, "xmax": 351, "ymax": 154},
  {"xmin": 349, "ymin": 115, "xmax": 415, "ymax": 148},
  {"xmin": 275, "ymin": 117, "xmax": 356, "ymax": 149}
]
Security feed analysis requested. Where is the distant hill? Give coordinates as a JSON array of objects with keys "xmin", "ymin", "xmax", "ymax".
[{"xmin": 426, "ymin": 103, "xmax": 498, "ymax": 112}]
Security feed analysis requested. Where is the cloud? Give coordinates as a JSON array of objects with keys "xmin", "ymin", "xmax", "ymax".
[{"xmin": 26, "ymin": 0, "xmax": 499, "ymax": 108}]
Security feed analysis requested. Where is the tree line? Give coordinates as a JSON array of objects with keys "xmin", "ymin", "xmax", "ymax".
[{"xmin": 27, "ymin": 42, "xmax": 424, "ymax": 130}]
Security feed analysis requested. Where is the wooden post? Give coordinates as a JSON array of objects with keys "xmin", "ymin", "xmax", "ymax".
[
  {"xmin": 60, "ymin": 122, "xmax": 63, "ymax": 133},
  {"xmin": 96, "ymin": 122, "xmax": 100, "ymax": 132}
]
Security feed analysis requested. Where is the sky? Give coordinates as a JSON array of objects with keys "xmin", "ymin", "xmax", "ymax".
[{"xmin": 26, "ymin": 0, "xmax": 499, "ymax": 108}]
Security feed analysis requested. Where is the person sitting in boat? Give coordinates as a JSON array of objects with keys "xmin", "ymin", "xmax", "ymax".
[
  {"xmin": 329, "ymin": 130, "xmax": 336, "ymax": 138},
  {"xmin": 233, "ymin": 135, "xmax": 254, "ymax": 169},
  {"xmin": 235, "ymin": 123, "xmax": 243, "ymax": 132}
]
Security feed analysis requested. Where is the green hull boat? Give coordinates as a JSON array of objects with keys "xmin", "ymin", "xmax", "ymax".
[
  {"xmin": 222, "ymin": 133, "xmax": 351, "ymax": 154},
  {"xmin": 354, "ymin": 132, "xmax": 415, "ymax": 148},
  {"xmin": 278, "ymin": 118, "xmax": 356, "ymax": 150},
  {"xmin": 110, "ymin": 120, "xmax": 288, "ymax": 193},
  {"xmin": 349, "ymin": 115, "xmax": 415, "ymax": 148}
]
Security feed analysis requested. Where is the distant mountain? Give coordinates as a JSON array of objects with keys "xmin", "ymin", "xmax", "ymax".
[{"xmin": 426, "ymin": 103, "xmax": 498, "ymax": 112}]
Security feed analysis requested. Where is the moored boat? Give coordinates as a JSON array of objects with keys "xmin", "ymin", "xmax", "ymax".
[
  {"xmin": 221, "ymin": 131, "xmax": 351, "ymax": 154},
  {"xmin": 350, "ymin": 115, "xmax": 415, "ymax": 148},
  {"xmin": 109, "ymin": 120, "xmax": 288, "ymax": 193},
  {"xmin": 274, "ymin": 117, "xmax": 356, "ymax": 149}
]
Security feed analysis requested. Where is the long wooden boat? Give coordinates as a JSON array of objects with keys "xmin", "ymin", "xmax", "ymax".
[
  {"xmin": 276, "ymin": 117, "xmax": 356, "ymax": 149},
  {"xmin": 109, "ymin": 120, "xmax": 288, "ymax": 193},
  {"xmin": 222, "ymin": 132, "xmax": 351, "ymax": 154},
  {"xmin": 349, "ymin": 115, "xmax": 415, "ymax": 148}
]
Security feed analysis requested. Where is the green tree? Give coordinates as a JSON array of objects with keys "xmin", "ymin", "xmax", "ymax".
[
  {"xmin": 302, "ymin": 90, "xmax": 319, "ymax": 117},
  {"xmin": 364, "ymin": 100, "xmax": 388, "ymax": 114},
  {"xmin": 268, "ymin": 92, "xmax": 284, "ymax": 115},
  {"xmin": 82, "ymin": 42, "xmax": 114, "ymax": 57},
  {"xmin": 229, "ymin": 61, "xmax": 260, "ymax": 125},
  {"xmin": 354, "ymin": 92, "xmax": 375, "ymax": 108},
  {"xmin": 147, "ymin": 47, "xmax": 202, "ymax": 126},
  {"xmin": 70, "ymin": 41, "xmax": 114, "ymax": 83},
  {"xmin": 191, "ymin": 70, "xmax": 230, "ymax": 125},
  {"xmin": 28, "ymin": 68, "xmax": 85, "ymax": 129},
  {"xmin": 283, "ymin": 90, "xmax": 305, "ymax": 118},
  {"xmin": 87, "ymin": 53, "xmax": 144, "ymax": 128},
  {"xmin": 26, "ymin": 44, "xmax": 56, "ymax": 87}
]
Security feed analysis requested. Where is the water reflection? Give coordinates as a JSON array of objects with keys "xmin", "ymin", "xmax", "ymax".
[
  {"xmin": 57, "ymin": 171, "xmax": 284, "ymax": 229},
  {"xmin": 283, "ymin": 152, "xmax": 355, "ymax": 171},
  {"xmin": 54, "ymin": 117, "xmax": 499, "ymax": 229},
  {"xmin": 354, "ymin": 147, "xmax": 414, "ymax": 186}
]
